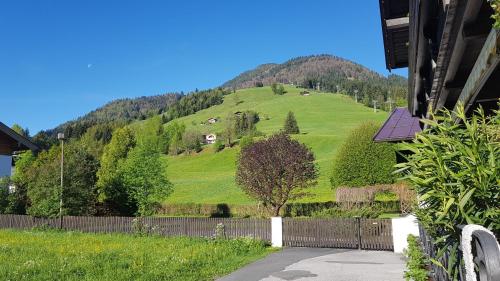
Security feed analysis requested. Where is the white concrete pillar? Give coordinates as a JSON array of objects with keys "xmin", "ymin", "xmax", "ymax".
[
  {"xmin": 271, "ymin": 217, "xmax": 283, "ymax": 247},
  {"xmin": 391, "ymin": 215, "xmax": 419, "ymax": 253}
]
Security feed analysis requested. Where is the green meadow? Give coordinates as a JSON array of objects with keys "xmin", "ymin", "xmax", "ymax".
[
  {"xmin": 163, "ymin": 86, "xmax": 388, "ymax": 205},
  {"xmin": 0, "ymin": 229, "xmax": 271, "ymax": 281}
]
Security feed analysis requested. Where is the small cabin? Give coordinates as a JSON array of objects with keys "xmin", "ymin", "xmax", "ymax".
[
  {"xmin": 203, "ymin": 134, "xmax": 217, "ymax": 144},
  {"xmin": 0, "ymin": 122, "xmax": 39, "ymax": 177},
  {"xmin": 207, "ymin": 118, "xmax": 218, "ymax": 124}
]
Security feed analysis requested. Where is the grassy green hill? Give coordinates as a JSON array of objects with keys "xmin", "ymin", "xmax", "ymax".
[{"xmin": 163, "ymin": 85, "xmax": 388, "ymax": 205}]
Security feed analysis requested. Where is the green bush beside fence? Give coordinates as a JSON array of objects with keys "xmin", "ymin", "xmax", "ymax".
[{"xmin": 158, "ymin": 200, "xmax": 401, "ymax": 218}]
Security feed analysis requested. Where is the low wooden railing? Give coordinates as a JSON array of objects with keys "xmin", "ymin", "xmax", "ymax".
[{"xmin": 0, "ymin": 214, "xmax": 271, "ymax": 242}]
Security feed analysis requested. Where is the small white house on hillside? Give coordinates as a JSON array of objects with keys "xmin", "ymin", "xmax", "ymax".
[
  {"xmin": 204, "ymin": 134, "xmax": 217, "ymax": 144},
  {"xmin": 207, "ymin": 118, "xmax": 218, "ymax": 124}
]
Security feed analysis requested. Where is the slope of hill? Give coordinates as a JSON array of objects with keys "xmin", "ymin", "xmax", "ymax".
[
  {"xmin": 222, "ymin": 55, "xmax": 407, "ymax": 107},
  {"xmin": 163, "ymin": 85, "xmax": 388, "ymax": 205},
  {"xmin": 48, "ymin": 93, "xmax": 181, "ymax": 138}
]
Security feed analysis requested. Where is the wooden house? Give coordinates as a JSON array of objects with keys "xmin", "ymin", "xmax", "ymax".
[
  {"xmin": 377, "ymin": 0, "xmax": 499, "ymax": 141},
  {"xmin": 0, "ymin": 122, "xmax": 39, "ymax": 177}
]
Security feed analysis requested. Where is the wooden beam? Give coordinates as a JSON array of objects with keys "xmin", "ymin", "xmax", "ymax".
[
  {"xmin": 386, "ymin": 17, "xmax": 409, "ymax": 30},
  {"xmin": 454, "ymin": 29, "xmax": 500, "ymax": 115}
]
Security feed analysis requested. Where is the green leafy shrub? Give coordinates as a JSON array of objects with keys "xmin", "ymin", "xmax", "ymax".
[
  {"xmin": 0, "ymin": 177, "xmax": 10, "ymax": 213},
  {"xmin": 310, "ymin": 205, "xmax": 383, "ymax": 218},
  {"xmin": 213, "ymin": 140, "xmax": 225, "ymax": 152},
  {"xmin": 283, "ymin": 201, "xmax": 399, "ymax": 217},
  {"xmin": 158, "ymin": 201, "xmax": 400, "ymax": 217},
  {"xmin": 270, "ymin": 83, "xmax": 286, "ymax": 95},
  {"xmin": 26, "ymin": 143, "xmax": 99, "ymax": 218},
  {"xmin": 491, "ymin": 0, "xmax": 500, "ymax": 29},
  {"xmin": 331, "ymin": 122, "xmax": 396, "ymax": 188},
  {"xmin": 239, "ymin": 136, "xmax": 254, "ymax": 150},
  {"xmin": 404, "ymin": 235, "xmax": 429, "ymax": 281},
  {"xmin": 396, "ymin": 105, "xmax": 500, "ymax": 279}
]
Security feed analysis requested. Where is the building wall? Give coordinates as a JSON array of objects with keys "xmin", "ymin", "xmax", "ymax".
[{"xmin": 0, "ymin": 155, "xmax": 12, "ymax": 177}]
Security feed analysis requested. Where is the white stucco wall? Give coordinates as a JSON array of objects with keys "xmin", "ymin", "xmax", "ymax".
[
  {"xmin": 0, "ymin": 155, "xmax": 12, "ymax": 178},
  {"xmin": 392, "ymin": 215, "xmax": 420, "ymax": 253}
]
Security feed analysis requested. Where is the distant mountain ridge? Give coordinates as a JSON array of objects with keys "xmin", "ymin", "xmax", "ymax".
[
  {"xmin": 222, "ymin": 55, "xmax": 407, "ymax": 108},
  {"xmin": 223, "ymin": 54, "xmax": 403, "ymax": 89}
]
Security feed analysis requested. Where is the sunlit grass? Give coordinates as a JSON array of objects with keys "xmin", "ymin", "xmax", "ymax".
[
  {"xmin": 0, "ymin": 229, "xmax": 272, "ymax": 281},
  {"xmin": 163, "ymin": 86, "xmax": 388, "ymax": 204}
]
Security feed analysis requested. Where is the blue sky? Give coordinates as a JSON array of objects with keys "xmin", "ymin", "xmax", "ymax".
[{"xmin": 0, "ymin": 0, "xmax": 407, "ymax": 134}]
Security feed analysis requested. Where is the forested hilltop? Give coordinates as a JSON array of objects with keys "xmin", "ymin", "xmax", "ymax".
[
  {"xmin": 47, "ymin": 94, "xmax": 181, "ymax": 139},
  {"xmin": 223, "ymin": 54, "xmax": 407, "ymax": 107}
]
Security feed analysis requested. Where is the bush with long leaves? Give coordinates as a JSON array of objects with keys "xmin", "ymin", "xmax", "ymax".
[
  {"xmin": 395, "ymin": 104, "xmax": 499, "ymax": 279},
  {"xmin": 491, "ymin": 0, "xmax": 500, "ymax": 29}
]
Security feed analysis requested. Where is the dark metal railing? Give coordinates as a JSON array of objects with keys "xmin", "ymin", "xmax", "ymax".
[{"xmin": 419, "ymin": 224, "xmax": 500, "ymax": 281}]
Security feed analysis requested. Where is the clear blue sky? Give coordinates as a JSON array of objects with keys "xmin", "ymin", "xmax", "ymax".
[{"xmin": 0, "ymin": 0, "xmax": 407, "ymax": 134}]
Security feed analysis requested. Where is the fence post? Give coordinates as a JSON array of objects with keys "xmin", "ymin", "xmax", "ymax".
[
  {"xmin": 391, "ymin": 215, "xmax": 419, "ymax": 253},
  {"xmin": 271, "ymin": 217, "xmax": 283, "ymax": 247},
  {"xmin": 355, "ymin": 216, "xmax": 361, "ymax": 250}
]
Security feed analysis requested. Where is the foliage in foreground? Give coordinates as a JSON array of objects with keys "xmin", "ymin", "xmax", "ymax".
[
  {"xmin": 396, "ymin": 105, "xmax": 499, "ymax": 279},
  {"xmin": 404, "ymin": 235, "xmax": 429, "ymax": 281},
  {"xmin": 331, "ymin": 122, "xmax": 396, "ymax": 188},
  {"xmin": 236, "ymin": 133, "xmax": 318, "ymax": 216},
  {"xmin": 491, "ymin": 0, "xmax": 500, "ymax": 29},
  {"xmin": 0, "ymin": 229, "xmax": 270, "ymax": 281},
  {"xmin": 22, "ymin": 143, "xmax": 99, "ymax": 217}
]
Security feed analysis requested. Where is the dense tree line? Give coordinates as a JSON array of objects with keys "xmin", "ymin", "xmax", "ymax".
[
  {"xmin": 1, "ymin": 117, "xmax": 173, "ymax": 218},
  {"xmin": 162, "ymin": 88, "xmax": 230, "ymax": 123},
  {"xmin": 49, "ymin": 94, "xmax": 181, "ymax": 140}
]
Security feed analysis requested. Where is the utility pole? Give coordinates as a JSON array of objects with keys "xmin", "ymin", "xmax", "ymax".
[
  {"xmin": 57, "ymin": 133, "xmax": 65, "ymax": 229},
  {"xmin": 354, "ymin": 89, "xmax": 358, "ymax": 103},
  {"xmin": 385, "ymin": 97, "xmax": 395, "ymax": 112},
  {"xmin": 373, "ymin": 100, "xmax": 378, "ymax": 113}
]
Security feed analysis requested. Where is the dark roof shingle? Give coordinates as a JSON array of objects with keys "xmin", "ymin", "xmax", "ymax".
[{"xmin": 373, "ymin": 108, "xmax": 421, "ymax": 142}]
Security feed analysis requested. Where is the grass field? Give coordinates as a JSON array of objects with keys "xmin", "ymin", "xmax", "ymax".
[
  {"xmin": 163, "ymin": 86, "xmax": 388, "ymax": 205},
  {"xmin": 0, "ymin": 229, "xmax": 271, "ymax": 281}
]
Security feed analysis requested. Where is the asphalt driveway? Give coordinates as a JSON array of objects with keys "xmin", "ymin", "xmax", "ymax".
[{"xmin": 218, "ymin": 248, "xmax": 406, "ymax": 281}]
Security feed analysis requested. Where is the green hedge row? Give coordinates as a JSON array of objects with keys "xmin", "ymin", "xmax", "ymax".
[{"xmin": 157, "ymin": 201, "xmax": 401, "ymax": 218}]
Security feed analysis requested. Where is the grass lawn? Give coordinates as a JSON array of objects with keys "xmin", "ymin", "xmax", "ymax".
[
  {"xmin": 162, "ymin": 86, "xmax": 388, "ymax": 205},
  {"xmin": 0, "ymin": 229, "xmax": 272, "ymax": 281}
]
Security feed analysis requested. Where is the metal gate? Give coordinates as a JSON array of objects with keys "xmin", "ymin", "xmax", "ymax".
[{"xmin": 283, "ymin": 218, "xmax": 393, "ymax": 251}]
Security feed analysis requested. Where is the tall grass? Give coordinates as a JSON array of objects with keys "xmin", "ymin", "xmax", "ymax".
[{"xmin": 0, "ymin": 229, "xmax": 271, "ymax": 281}]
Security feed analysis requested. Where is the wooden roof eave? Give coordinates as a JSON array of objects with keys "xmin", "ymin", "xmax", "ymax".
[{"xmin": 0, "ymin": 122, "xmax": 39, "ymax": 153}]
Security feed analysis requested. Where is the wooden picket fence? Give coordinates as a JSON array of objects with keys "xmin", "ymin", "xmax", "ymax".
[
  {"xmin": 0, "ymin": 215, "xmax": 393, "ymax": 250},
  {"xmin": 0, "ymin": 214, "xmax": 271, "ymax": 242},
  {"xmin": 283, "ymin": 217, "xmax": 393, "ymax": 250}
]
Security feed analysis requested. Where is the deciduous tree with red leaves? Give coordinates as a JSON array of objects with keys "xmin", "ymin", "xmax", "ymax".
[{"xmin": 236, "ymin": 133, "xmax": 318, "ymax": 216}]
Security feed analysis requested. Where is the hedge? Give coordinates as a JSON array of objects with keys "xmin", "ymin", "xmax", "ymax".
[
  {"xmin": 158, "ymin": 201, "xmax": 401, "ymax": 218},
  {"xmin": 331, "ymin": 122, "xmax": 396, "ymax": 188}
]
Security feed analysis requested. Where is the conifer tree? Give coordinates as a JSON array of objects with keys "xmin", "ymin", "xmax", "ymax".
[{"xmin": 283, "ymin": 111, "xmax": 300, "ymax": 134}]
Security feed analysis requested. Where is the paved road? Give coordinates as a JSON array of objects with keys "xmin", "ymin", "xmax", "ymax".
[{"xmin": 218, "ymin": 248, "xmax": 406, "ymax": 281}]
